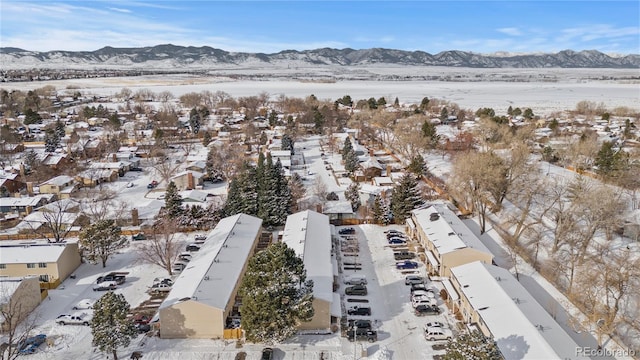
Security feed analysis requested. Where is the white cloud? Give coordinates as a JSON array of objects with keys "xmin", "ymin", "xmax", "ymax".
[
  {"xmin": 108, "ymin": 7, "xmax": 132, "ymax": 13},
  {"xmin": 497, "ymin": 27, "xmax": 522, "ymax": 36}
]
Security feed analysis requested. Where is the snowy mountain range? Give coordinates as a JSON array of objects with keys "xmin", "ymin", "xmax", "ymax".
[{"xmin": 1, "ymin": 45, "xmax": 639, "ymax": 69}]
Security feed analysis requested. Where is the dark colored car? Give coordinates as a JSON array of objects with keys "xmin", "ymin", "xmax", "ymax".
[
  {"xmin": 394, "ymin": 251, "xmax": 416, "ymax": 260},
  {"xmin": 345, "ymin": 285, "xmax": 368, "ymax": 296},
  {"xmin": 347, "ymin": 329, "xmax": 377, "ymax": 343},
  {"xmin": 134, "ymin": 323, "xmax": 151, "ymax": 333},
  {"xmin": 348, "ymin": 319, "xmax": 372, "ymax": 330},
  {"xmin": 405, "ymin": 275, "xmax": 425, "ymax": 285},
  {"xmin": 388, "ymin": 238, "xmax": 407, "ymax": 244},
  {"xmin": 339, "ymin": 227, "xmax": 355, "ymax": 235},
  {"xmin": 147, "ymin": 183, "xmax": 155, "ymax": 189},
  {"xmin": 186, "ymin": 243, "xmax": 201, "ymax": 252},
  {"xmin": 261, "ymin": 347, "xmax": 274, "ymax": 360},
  {"xmin": 410, "ymin": 283, "xmax": 428, "ymax": 293},
  {"xmin": 414, "ymin": 304, "xmax": 441, "ymax": 316},
  {"xmin": 19, "ymin": 334, "xmax": 46, "ymax": 354},
  {"xmin": 396, "ymin": 261, "xmax": 419, "ymax": 269},
  {"xmin": 129, "ymin": 167, "xmax": 143, "ymax": 172},
  {"xmin": 132, "ymin": 233, "xmax": 147, "ymax": 241},
  {"xmin": 347, "ymin": 306, "xmax": 371, "ymax": 316},
  {"xmin": 97, "ymin": 273, "xmax": 126, "ymax": 285}
]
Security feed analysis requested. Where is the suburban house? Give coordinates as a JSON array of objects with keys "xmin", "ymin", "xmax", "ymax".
[
  {"xmin": 38, "ymin": 175, "xmax": 77, "ymax": 199},
  {"xmin": 158, "ymin": 213, "xmax": 263, "ymax": 339},
  {"xmin": 185, "ymin": 161, "xmax": 206, "ymax": 173},
  {"xmin": 0, "ymin": 276, "xmax": 42, "ymax": 331},
  {"xmin": 170, "ymin": 170, "xmax": 204, "ymax": 191},
  {"xmin": 282, "ymin": 210, "xmax": 340, "ymax": 333},
  {"xmin": 447, "ymin": 261, "xmax": 588, "ymax": 360},
  {"xmin": 0, "ymin": 171, "xmax": 25, "ymax": 194},
  {"xmin": 75, "ymin": 168, "xmax": 118, "ymax": 187},
  {"xmin": 322, "ymin": 200, "xmax": 356, "ymax": 224},
  {"xmin": 0, "ymin": 195, "xmax": 53, "ymax": 216},
  {"xmin": 0, "ymin": 240, "xmax": 82, "ymax": 286},
  {"xmin": 372, "ymin": 176, "xmax": 395, "ymax": 187},
  {"xmin": 407, "ymin": 203, "xmax": 493, "ymax": 277}
]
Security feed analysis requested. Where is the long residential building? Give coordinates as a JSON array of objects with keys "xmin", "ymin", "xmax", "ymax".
[{"xmin": 158, "ymin": 213, "xmax": 262, "ymax": 339}]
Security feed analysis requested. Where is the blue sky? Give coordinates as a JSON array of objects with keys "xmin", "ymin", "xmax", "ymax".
[{"xmin": 1, "ymin": 1, "xmax": 639, "ymax": 54}]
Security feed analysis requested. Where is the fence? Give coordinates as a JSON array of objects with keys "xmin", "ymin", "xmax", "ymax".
[{"xmin": 223, "ymin": 328, "xmax": 243, "ymax": 339}]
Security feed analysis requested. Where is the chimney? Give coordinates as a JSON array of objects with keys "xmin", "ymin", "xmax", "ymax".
[
  {"xmin": 112, "ymin": 153, "xmax": 117, "ymax": 162},
  {"xmin": 386, "ymin": 165, "xmax": 392, "ymax": 177},
  {"xmin": 316, "ymin": 203, "xmax": 323, "ymax": 213},
  {"xmin": 369, "ymin": 148, "xmax": 374, "ymax": 156},
  {"xmin": 26, "ymin": 182, "xmax": 34, "ymax": 196},
  {"xmin": 131, "ymin": 208, "xmax": 139, "ymax": 226},
  {"xmin": 19, "ymin": 164, "xmax": 25, "ymax": 177},
  {"xmin": 14, "ymin": 192, "xmax": 21, "ymax": 198},
  {"xmin": 187, "ymin": 172, "xmax": 195, "ymax": 190},
  {"xmin": 25, "ymin": 206, "xmax": 33, "ymax": 215}
]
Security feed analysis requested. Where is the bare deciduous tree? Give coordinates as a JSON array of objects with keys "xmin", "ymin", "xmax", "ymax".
[
  {"xmin": 136, "ymin": 219, "xmax": 181, "ymax": 276},
  {"xmin": 0, "ymin": 281, "xmax": 41, "ymax": 360}
]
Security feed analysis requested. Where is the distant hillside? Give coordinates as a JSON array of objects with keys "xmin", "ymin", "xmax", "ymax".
[{"xmin": 1, "ymin": 45, "xmax": 639, "ymax": 69}]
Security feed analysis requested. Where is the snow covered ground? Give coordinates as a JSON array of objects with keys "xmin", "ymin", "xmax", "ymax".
[{"xmin": 2, "ymin": 71, "xmax": 638, "ymax": 115}]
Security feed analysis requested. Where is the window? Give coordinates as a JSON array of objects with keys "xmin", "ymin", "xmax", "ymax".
[
  {"xmin": 39, "ymin": 274, "xmax": 49, "ymax": 282},
  {"xmin": 38, "ymin": 263, "xmax": 47, "ymax": 268},
  {"xmin": 0, "ymin": 264, "xmax": 6, "ymax": 269},
  {"xmin": 26, "ymin": 263, "xmax": 36, "ymax": 269}
]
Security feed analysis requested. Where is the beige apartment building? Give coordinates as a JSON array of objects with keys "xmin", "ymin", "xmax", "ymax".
[{"xmin": 0, "ymin": 240, "xmax": 81, "ymax": 286}]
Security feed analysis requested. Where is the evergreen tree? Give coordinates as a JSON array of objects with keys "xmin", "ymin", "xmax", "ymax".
[
  {"xmin": 268, "ymin": 110, "xmax": 278, "ymax": 127},
  {"xmin": 44, "ymin": 129, "xmax": 59, "ymax": 153},
  {"xmin": 394, "ymin": 97, "xmax": 400, "ymax": 107},
  {"xmin": 367, "ymin": 97, "xmax": 378, "ymax": 110},
  {"xmin": 420, "ymin": 97, "xmax": 430, "ymax": 111},
  {"xmin": 79, "ymin": 219, "xmax": 126, "ymax": 267},
  {"xmin": 507, "ymin": 105, "xmax": 513, "ymax": 116},
  {"xmin": 108, "ymin": 113, "xmax": 121, "ymax": 130},
  {"xmin": 239, "ymin": 242, "xmax": 314, "ymax": 343},
  {"xmin": 344, "ymin": 147, "xmax": 359, "ymax": 174},
  {"xmin": 345, "ymin": 182, "xmax": 361, "ymax": 212},
  {"xmin": 91, "ymin": 292, "xmax": 137, "ymax": 360},
  {"xmin": 442, "ymin": 330, "xmax": 501, "ymax": 360},
  {"xmin": 390, "ymin": 174, "xmax": 423, "ymax": 223},
  {"xmin": 377, "ymin": 97, "xmax": 387, "ymax": 107},
  {"xmin": 55, "ymin": 119, "xmax": 66, "ymax": 140},
  {"xmin": 202, "ymin": 131, "xmax": 212, "ymax": 146},
  {"xmin": 421, "ymin": 120, "xmax": 440, "ymax": 148},
  {"xmin": 164, "ymin": 181, "xmax": 184, "ymax": 218},
  {"xmin": 595, "ymin": 141, "xmax": 625, "ymax": 178},
  {"xmin": 205, "ymin": 147, "xmax": 224, "ymax": 182},
  {"xmin": 23, "ymin": 108, "xmax": 42, "ymax": 125},
  {"xmin": 523, "ymin": 108, "xmax": 534, "ymax": 119},
  {"xmin": 282, "ymin": 133, "xmax": 294, "ymax": 153},
  {"xmin": 407, "ymin": 154, "xmax": 427, "ymax": 175},
  {"xmin": 189, "ymin": 106, "xmax": 209, "ymax": 134},
  {"xmin": 341, "ymin": 138, "xmax": 353, "ymax": 160},
  {"xmin": 440, "ymin": 107, "xmax": 449, "ymax": 121},
  {"xmin": 223, "ymin": 164, "xmax": 258, "ymax": 217},
  {"xmin": 259, "ymin": 131, "xmax": 268, "ymax": 145},
  {"xmin": 288, "ymin": 173, "xmax": 306, "ymax": 212},
  {"xmin": 313, "ymin": 108, "xmax": 325, "ymax": 134},
  {"xmin": 371, "ymin": 194, "xmax": 391, "ymax": 225}
]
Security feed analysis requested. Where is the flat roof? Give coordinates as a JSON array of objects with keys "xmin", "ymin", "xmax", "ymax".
[
  {"xmin": 451, "ymin": 262, "xmax": 588, "ymax": 360},
  {"xmin": 160, "ymin": 213, "xmax": 262, "ymax": 311},
  {"xmin": 0, "ymin": 196, "xmax": 45, "ymax": 208},
  {"xmin": 412, "ymin": 203, "xmax": 492, "ymax": 257},
  {"xmin": 40, "ymin": 175, "xmax": 74, "ymax": 187},
  {"xmin": 282, "ymin": 210, "xmax": 333, "ymax": 302},
  {"xmin": 0, "ymin": 242, "xmax": 71, "ymax": 264}
]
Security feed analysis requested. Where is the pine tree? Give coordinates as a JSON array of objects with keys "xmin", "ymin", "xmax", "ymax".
[
  {"xmin": 443, "ymin": 330, "xmax": 501, "ymax": 360},
  {"xmin": 164, "ymin": 181, "xmax": 184, "ymax": 218},
  {"xmin": 344, "ymin": 147, "xmax": 359, "ymax": 174},
  {"xmin": 421, "ymin": 120, "xmax": 440, "ymax": 149},
  {"xmin": 390, "ymin": 174, "xmax": 423, "ymax": 223},
  {"xmin": 394, "ymin": 97, "xmax": 400, "ymax": 107},
  {"xmin": 345, "ymin": 182, "xmax": 361, "ymax": 212},
  {"xmin": 205, "ymin": 147, "xmax": 224, "ymax": 182},
  {"xmin": 268, "ymin": 110, "xmax": 278, "ymax": 127},
  {"xmin": 259, "ymin": 131, "xmax": 268, "ymax": 145},
  {"xmin": 407, "ymin": 154, "xmax": 427, "ymax": 175},
  {"xmin": 282, "ymin": 133, "xmax": 294, "ymax": 153},
  {"xmin": 91, "ymin": 292, "xmax": 137, "ymax": 360},
  {"xmin": 55, "ymin": 119, "xmax": 66, "ymax": 140},
  {"xmin": 223, "ymin": 164, "xmax": 258, "ymax": 217},
  {"xmin": 239, "ymin": 242, "xmax": 314, "ymax": 344},
  {"xmin": 341, "ymin": 138, "xmax": 353, "ymax": 160},
  {"xmin": 202, "ymin": 131, "xmax": 211, "ymax": 146},
  {"xmin": 79, "ymin": 219, "xmax": 126, "ymax": 267},
  {"xmin": 288, "ymin": 173, "xmax": 306, "ymax": 211},
  {"xmin": 371, "ymin": 194, "xmax": 389, "ymax": 225},
  {"xmin": 44, "ymin": 129, "xmax": 59, "ymax": 153}
]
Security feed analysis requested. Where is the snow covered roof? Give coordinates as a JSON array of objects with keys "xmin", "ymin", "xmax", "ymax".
[
  {"xmin": 412, "ymin": 203, "xmax": 492, "ymax": 257},
  {"xmin": 40, "ymin": 175, "xmax": 74, "ymax": 187},
  {"xmin": 282, "ymin": 210, "xmax": 333, "ymax": 302},
  {"xmin": 170, "ymin": 170, "xmax": 204, "ymax": 180},
  {"xmin": 451, "ymin": 262, "xmax": 588, "ymax": 360},
  {"xmin": 0, "ymin": 195, "xmax": 47, "ymax": 208},
  {"xmin": 322, "ymin": 201, "xmax": 354, "ymax": 215},
  {"xmin": 0, "ymin": 242, "xmax": 72, "ymax": 264},
  {"xmin": 179, "ymin": 189, "xmax": 208, "ymax": 203},
  {"xmin": 0, "ymin": 278, "xmax": 23, "ymax": 305},
  {"xmin": 160, "ymin": 213, "xmax": 262, "ymax": 311}
]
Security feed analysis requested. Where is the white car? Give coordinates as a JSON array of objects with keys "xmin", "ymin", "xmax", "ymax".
[
  {"xmin": 93, "ymin": 280, "xmax": 118, "ymax": 291},
  {"xmin": 126, "ymin": 182, "xmax": 134, "ymax": 188},
  {"xmin": 425, "ymin": 321, "xmax": 445, "ymax": 329},
  {"xmin": 150, "ymin": 283, "xmax": 172, "ymax": 292},
  {"xmin": 72, "ymin": 298, "xmax": 95, "ymax": 310},
  {"xmin": 424, "ymin": 326, "xmax": 452, "ymax": 341},
  {"xmin": 56, "ymin": 312, "xmax": 93, "ymax": 326},
  {"xmin": 411, "ymin": 290, "xmax": 435, "ymax": 299}
]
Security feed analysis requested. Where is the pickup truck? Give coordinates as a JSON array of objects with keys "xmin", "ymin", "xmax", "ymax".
[
  {"xmin": 56, "ymin": 312, "xmax": 92, "ymax": 326},
  {"xmin": 97, "ymin": 272, "xmax": 127, "ymax": 284}
]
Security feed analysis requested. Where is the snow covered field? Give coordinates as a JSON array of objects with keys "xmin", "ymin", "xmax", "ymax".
[{"xmin": 2, "ymin": 68, "xmax": 639, "ymax": 115}]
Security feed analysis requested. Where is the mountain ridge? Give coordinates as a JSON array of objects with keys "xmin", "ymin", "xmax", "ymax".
[{"xmin": 1, "ymin": 44, "xmax": 639, "ymax": 69}]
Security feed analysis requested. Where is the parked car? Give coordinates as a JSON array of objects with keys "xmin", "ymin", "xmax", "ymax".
[
  {"xmin": 132, "ymin": 314, "xmax": 151, "ymax": 325},
  {"xmin": 56, "ymin": 312, "xmax": 92, "ymax": 325},
  {"xmin": 186, "ymin": 243, "xmax": 201, "ymax": 252},
  {"xmin": 93, "ymin": 281, "xmax": 118, "ymax": 291},
  {"xmin": 150, "ymin": 282, "xmax": 172, "ymax": 292},
  {"xmin": 261, "ymin": 347, "xmax": 274, "ymax": 360},
  {"xmin": 384, "ymin": 229, "xmax": 404, "ymax": 235},
  {"xmin": 129, "ymin": 167, "xmax": 143, "ymax": 172},
  {"xmin": 134, "ymin": 322, "xmax": 151, "ymax": 333},
  {"xmin": 153, "ymin": 277, "xmax": 173, "ymax": 286},
  {"xmin": 405, "ymin": 275, "xmax": 425, "ymax": 285},
  {"xmin": 414, "ymin": 304, "xmax": 441, "ymax": 316},
  {"xmin": 343, "ymin": 275, "xmax": 367, "ymax": 285},
  {"xmin": 411, "ymin": 290, "xmax": 436, "ymax": 300},
  {"xmin": 347, "ymin": 306, "xmax": 371, "ymax": 316},
  {"xmin": 396, "ymin": 261, "xmax": 419, "ymax": 270},
  {"xmin": 425, "ymin": 321, "xmax": 445, "ymax": 328},
  {"xmin": 194, "ymin": 234, "xmax": 207, "ymax": 241},
  {"xmin": 132, "ymin": 232, "xmax": 147, "ymax": 241},
  {"xmin": 172, "ymin": 262, "xmax": 187, "ymax": 273},
  {"xmin": 347, "ymin": 329, "xmax": 377, "ymax": 343},
  {"xmin": 412, "ymin": 297, "xmax": 437, "ymax": 308},
  {"xmin": 393, "ymin": 251, "xmax": 416, "ymax": 260},
  {"xmin": 388, "ymin": 238, "xmax": 407, "ymax": 244},
  {"xmin": 424, "ymin": 326, "xmax": 452, "ymax": 341},
  {"xmin": 147, "ymin": 183, "xmax": 155, "ymax": 189},
  {"xmin": 97, "ymin": 272, "xmax": 126, "ymax": 284},
  {"xmin": 338, "ymin": 227, "xmax": 355, "ymax": 235},
  {"xmin": 18, "ymin": 334, "xmax": 46, "ymax": 354},
  {"xmin": 178, "ymin": 253, "xmax": 193, "ymax": 262},
  {"xmin": 348, "ymin": 319, "xmax": 372, "ymax": 330},
  {"xmin": 126, "ymin": 182, "xmax": 134, "ymax": 188},
  {"xmin": 386, "ymin": 233, "xmax": 407, "ymax": 239},
  {"xmin": 345, "ymin": 285, "xmax": 368, "ymax": 296},
  {"xmin": 72, "ymin": 298, "xmax": 95, "ymax": 310},
  {"xmin": 410, "ymin": 283, "xmax": 429, "ymax": 293}
]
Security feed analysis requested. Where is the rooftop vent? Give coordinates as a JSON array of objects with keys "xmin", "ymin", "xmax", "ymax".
[
  {"xmin": 512, "ymin": 297, "xmax": 521, "ymax": 304},
  {"xmin": 204, "ymin": 276, "xmax": 210, "ymax": 280},
  {"xmin": 478, "ymin": 306, "xmax": 489, "ymax": 311},
  {"xmin": 429, "ymin": 214, "xmax": 440, "ymax": 221},
  {"xmin": 448, "ymin": 232, "xmax": 455, "ymax": 236}
]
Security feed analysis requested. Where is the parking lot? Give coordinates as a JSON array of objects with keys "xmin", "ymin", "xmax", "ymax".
[{"xmin": 337, "ymin": 224, "xmax": 457, "ymax": 359}]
